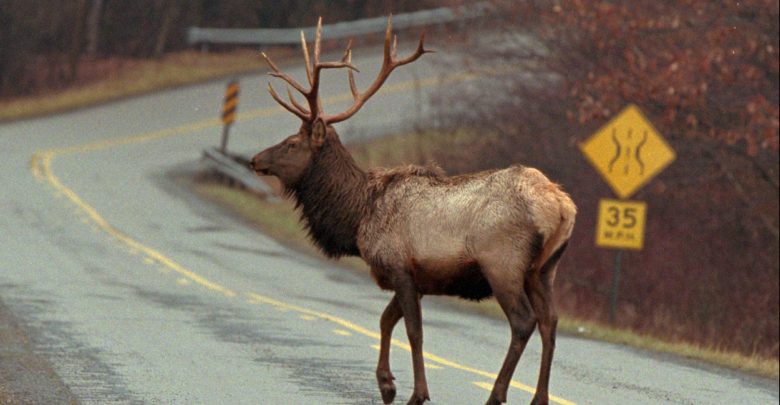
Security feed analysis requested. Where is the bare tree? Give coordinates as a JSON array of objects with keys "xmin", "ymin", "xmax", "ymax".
[
  {"xmin": 85, "ymin": 0, "xmax": 103, "ymax": 56},
  {"xmin": 154, "ymin": 0, "xmax": 180, "ymax": 57},
  {"xmin": 67, "ymin": 0, "xmax": 88, "ymax": 80}
]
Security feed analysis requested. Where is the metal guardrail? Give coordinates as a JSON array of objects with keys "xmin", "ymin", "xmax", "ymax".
[
  {"xmin": 202, "ymin": 147, "xmax": 278, "ymax": 200},
  {"xmin": 197, "ymin": 4, "xmax": 492, "ymax": 200},
  {"xmin": 187, "ymin": 3, "xmax": 491, "ymax": 46}
]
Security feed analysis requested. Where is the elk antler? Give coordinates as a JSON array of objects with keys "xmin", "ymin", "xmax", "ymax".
[
  {"xmin": 262, "ymin": 17, "xmax": 359, "ymax": 123},
  {"xmin": 322, "ymin": 15, "xmax": 433, "ymax": 124},
  {"xmin": 262, "ymin": 15, "xmax": 432, "ymax": 124}
]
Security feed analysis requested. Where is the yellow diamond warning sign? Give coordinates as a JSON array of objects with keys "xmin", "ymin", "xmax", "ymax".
[
  {"xmin": 596, "ymin": 199, "xmax": 647, "ymax": 250},
  {"xmin": 580, "ymin": 105, "xmax": 675, "ymax": 198}
]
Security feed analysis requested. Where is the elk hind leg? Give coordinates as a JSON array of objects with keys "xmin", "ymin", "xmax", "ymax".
[
  {"xmin": 377, "ymin": 295, "xmax": 402, "ymax": 404},
  {"xmin": 527, "ymin": 243, "xmax": 568, "ymax": 405},
  {"xmin": 485, "ymin": 275, "xmax": 537, "ymax": 405}
]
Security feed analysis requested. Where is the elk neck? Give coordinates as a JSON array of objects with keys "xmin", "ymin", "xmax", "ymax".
[{"xmin": 289, "ymin": 132, "xmax": 372, "ymax": 258}]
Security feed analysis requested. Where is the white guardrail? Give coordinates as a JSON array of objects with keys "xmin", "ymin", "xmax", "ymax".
[{"xmin": 187, "ymin": 3, "xmax": 491, "ymax": 46}]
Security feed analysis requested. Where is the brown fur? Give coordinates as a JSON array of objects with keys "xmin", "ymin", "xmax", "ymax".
[
  {"xmin": 288, "ymin": 131, "xmax": 371, "ymax": 257},
  {"xmin": 250, "ymin": 23, "xmax": 576, "ymax": 403},
  {"xmin": 251, "ymin": 124, "xmax": 576, "ymax": 405}
]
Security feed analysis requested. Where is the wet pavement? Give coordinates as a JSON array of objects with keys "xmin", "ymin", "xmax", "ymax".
[{"xmin": 1, "ymin": 47, "xmax": 778, "ymax": 404}]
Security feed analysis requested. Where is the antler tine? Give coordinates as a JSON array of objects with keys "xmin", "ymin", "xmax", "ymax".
[
  {"xmin": 322, "ymin": 15, "xmax": 433, "ymax": 124},
  {"xmin": 267, "ymin": 82, "xmax": 309, "ymax": 120},
  {"xmin": 305, "ymin": 18, "xmax": 362, "ymax": 117},
  {"xmin": 396, "ymin": 31, "xmax": 434, "ymax": 66},
  {"xmin": 264, "ymin": 16, "xmax": 406, "ymax": 124},
  {"xmin": 286, "ymin": 86, "xmax": 310, "ymax": 115},
  {"xmin": 341, "ymin": 40, "xmax": 358, "ymax": 98},
  {"xmin": 305, "ymin": 17, "xmax": 323, "ymax": 118},
  {"xmin": 314, "ymin": 16, "xmax": 322, "ymax": 66},
  {"xmin": 300, "ymin": 31, "xmax": 313, "ymax": 85},
  {"xmin": 382, "ymin": 14, "xmax": 393, "ymax": 65},
  {"xmin": 261, "ymin": 51, "xmax": 308, "ymax": 95}
]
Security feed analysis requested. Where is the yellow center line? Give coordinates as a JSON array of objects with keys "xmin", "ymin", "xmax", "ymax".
[
  {"xmin": 246, "ymin": 291, "xmax": 575, "ymax": 405},
  {"xmin": 32, "ymin": 147, "xmax": 236, "ymax": 297},
  {"xmin": 29, "ymin": 70, "xmax": 576, "ymax": 405}
]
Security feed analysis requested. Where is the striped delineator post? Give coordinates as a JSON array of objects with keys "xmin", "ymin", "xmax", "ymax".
[{"xmin": 220, "ymin": 80, "xmax": 239, "ymax": 152}]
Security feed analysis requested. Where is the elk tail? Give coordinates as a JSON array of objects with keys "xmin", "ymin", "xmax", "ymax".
[{"xmin": 530, "ymin": 195, "xmax": 577, "ymax": 274}]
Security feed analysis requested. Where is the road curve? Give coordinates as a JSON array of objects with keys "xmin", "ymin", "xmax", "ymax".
[{"xmin": 1, "ymin": 46, "xmax": 777, "ymax": 404}]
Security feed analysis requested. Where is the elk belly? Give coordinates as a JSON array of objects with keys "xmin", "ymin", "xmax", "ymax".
[{"xmin": 409, "ymin": 256, "xmax": 492, "ymax": 301}]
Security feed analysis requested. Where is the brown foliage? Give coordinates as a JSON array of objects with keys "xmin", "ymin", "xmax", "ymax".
[
  {"xmin": 542, "ymin": 0, "xmax": 779, "ymax": 157},
  {"xmin": 431, "ymin": 0, "xmax": 779, "ymax": 357}
]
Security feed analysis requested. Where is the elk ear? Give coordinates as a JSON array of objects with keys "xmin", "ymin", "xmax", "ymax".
[{"xmin": 311, "ymin": 118, "xmax": 327, "ymax": 147}]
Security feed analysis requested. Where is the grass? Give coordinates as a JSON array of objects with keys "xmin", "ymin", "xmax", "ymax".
[
  {"xmin": 555, "ymin": 318, "xmax": 780, "ymax": 378},
  {"xmin": 0, "ymin": 49, "xmax": 290, "ymax": 123},
  {"xmin": 191, "ymin": 131, "xmax": 779, "ymax": 380},
  {"xmin": 349, "ymin": 127, "xmax": 503, "ymax": 173},
  {"xmin": 192, "ymin": 180, "xmax": 369, "ymax": 272}
]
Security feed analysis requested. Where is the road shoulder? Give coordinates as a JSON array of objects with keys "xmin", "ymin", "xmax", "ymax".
[{"xmin": 0, "ymin": 297, "xmax": 78, "ymax": 404}]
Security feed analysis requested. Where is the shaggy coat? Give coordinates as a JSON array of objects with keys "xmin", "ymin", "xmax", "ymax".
[
  {"xmin": 251, "ymin": 16, "xmax": 576, "ymax": 403},
  {"xmin": 256, "ymin": 124, "xmax": 578, "ymax": 404},
  {"xmin": 287, "ymin": 130, "xmax": 576, "ymax": 303}
]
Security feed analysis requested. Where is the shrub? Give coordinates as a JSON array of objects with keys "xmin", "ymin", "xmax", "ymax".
[{"xmin": 431, "ymin": 0, "xmax": 779, "ymax": 357}]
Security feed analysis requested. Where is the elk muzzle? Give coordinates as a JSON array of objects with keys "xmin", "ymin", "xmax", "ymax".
[{"xmin": 250, "ymin": 151, "xmax": 272, "ymax": 175}]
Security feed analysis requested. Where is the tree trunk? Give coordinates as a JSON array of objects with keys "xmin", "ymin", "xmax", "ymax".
[
  {"xmin": 68, "ymin": 0, "xmax": 88, "ymax": 81},
  {"xmin": 85, "ymin": 0, "xmax": 103, "ymax": 56},
  {"xmin": 154, "ymin": 0, "xmax": 179, "ymax": 57}
]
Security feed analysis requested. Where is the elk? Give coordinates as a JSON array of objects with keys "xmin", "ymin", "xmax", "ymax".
[{"xmin": 250, "ymin": 16, "xmax": 576, "ymax": 405}]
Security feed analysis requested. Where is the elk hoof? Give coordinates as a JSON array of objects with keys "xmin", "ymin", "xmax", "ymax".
[
  {"xmin": 376, "ymin": 371, "xmax": 396, "ymax": 404},
  {"xmin": 485, "ymin": 393, "xmax": 504, "ymax": 405},
  {"xmin": 406, "ymin": 392, "xmax": 430, "ymax": 405},
  {"xmin": 379, "ymin": 382, "xmax": 396, "ymax": 404},
  {"xmin": 530, "ymin": 395, "xmax": 548, "ymax": 405}
]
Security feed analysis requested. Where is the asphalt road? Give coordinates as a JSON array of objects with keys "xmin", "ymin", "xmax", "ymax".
[{"xmin": 1, "ymin": 44, "xmax": 778, "ymax": 404}]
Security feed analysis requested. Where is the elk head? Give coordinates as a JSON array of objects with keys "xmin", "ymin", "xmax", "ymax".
[
  {"xmin": 250, "ymin": 120, "xmax": 329, "ymax": 185},
  {"xmin": 250, "ymin": 15, "xmax": 432, "ymax": 187}
]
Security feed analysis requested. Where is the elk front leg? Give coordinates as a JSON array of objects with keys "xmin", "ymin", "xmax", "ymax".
[
  {"xmin": 394, "ymin": 274, "xmax": 430, "ymax": 404},
  {"xmin": 377, "ymin": 295, "xmax": 402, "ymax": 404}
]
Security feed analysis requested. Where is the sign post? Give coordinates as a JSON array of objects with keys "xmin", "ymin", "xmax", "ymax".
[
  {"xmin": 580, "ymin": 104, "xmax": 675, "ymax": 324},
  {"xmin": 220, "ymin": 80, "xmax": 240, "ymax": 152},
  {"xmin": 596, "ymin": 198, "xmax": 647, "ymax": 322}
]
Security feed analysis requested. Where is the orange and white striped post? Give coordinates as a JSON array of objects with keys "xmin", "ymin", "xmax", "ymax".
[{"xmin": 220, "ymin": 80, "xmax": 239, "ymax": 152}]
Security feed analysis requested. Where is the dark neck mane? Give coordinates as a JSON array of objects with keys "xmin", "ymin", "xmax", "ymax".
[{"xmin": 289, "ymin": 134, "xmax": 371, "ymax": 258}]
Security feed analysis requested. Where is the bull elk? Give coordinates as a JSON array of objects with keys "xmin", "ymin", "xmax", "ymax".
[{"xmin": 250, "ymin": 16, "xmax": 576, "ymax": 405}]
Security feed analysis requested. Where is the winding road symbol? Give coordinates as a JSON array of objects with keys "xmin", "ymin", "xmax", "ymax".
[
  {"xmin": 607, "ymin": 127, "xmax": 648, "ymax": 176},
  {"xmin": 580, "ymin": 104, "xmax": 676, "ymax": 198}
]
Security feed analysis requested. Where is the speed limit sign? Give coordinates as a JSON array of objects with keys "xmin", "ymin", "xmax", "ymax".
[{"xmin": 596, "ymin": 199, "xmax": 647, "ymax": 250}]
